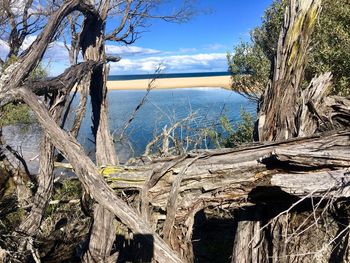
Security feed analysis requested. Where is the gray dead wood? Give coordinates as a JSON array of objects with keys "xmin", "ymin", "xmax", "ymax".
[
  {"xmin": 0, "ymin": 0, "xmax": 95, "ymax": 99},
  {"xmin": 28, "ymin": 61, "xmax": 100, "ymax": 96},
  {"xmin": 80, "ymin": 3, "xmax": 118, "ymax": 261},
  {"xmin": 298, "ymin": 72, "xmax": 350, "ymax": 136},
  {"xmin": 257, "ymin": 0, "xmax": 322, "ymax": 141},
  {"xmin": 13, "ymin": 85, "xmax": 182, "ymax": 263},
  {"xmin": 105, "ymin": 130, "xmax": 350, "ymax": 260},
  {"xmin": 0, "ymin": 1, "xmax": 182, "ymax": 262},
  {"xmin": 17, "ymin": 94, "xmax": 63, "ymax": 253}
]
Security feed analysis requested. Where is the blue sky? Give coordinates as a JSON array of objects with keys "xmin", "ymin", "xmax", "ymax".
[
  {"xmin": 0, "ymin": 0, "xmax": 273, "ymax": 76},
  {"xmin": 104, "ymin": 0, "xmax": 273, "ymax": 76}
]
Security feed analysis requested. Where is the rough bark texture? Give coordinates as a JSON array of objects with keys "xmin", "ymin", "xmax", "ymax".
[
  {"xmin": 13, "ymin": 87, "xmax": 182, "ymax": 263},
  {"xmin": 297, "ymin": 72, "xmax": 333, "ymax": 136},
  {"xmin": 17, "ymin": 69, "xmax": 85, "ymax": 254},
  {"xmin": 70, "ymin": 73, "xmax": 90, "ymax": 138},
  {"xmin": 0, "ymin": 2, "xmax": 181, "ymax": 262},
  {"xmin": 80, "ymin": 2, "xmax": 118, "ymax": 261},
  {"xmin": 103, "ymin": 129, "xmax": 350, "ymax": 261},
  {"xmin": 258, "ymin": 0, "xmax": 322, "ymax": 141},
  {"xmin": 231, "ymin": 211, "xmax": 268, "ymax": 263},
  {"xmin": 0, "ymin": 0, "xmax": 93, "ymax": 97},
  {"xmin": 18, "ymin": 99, "xmax": 59, "ymax": 235},
  {"xmin": 1, "ymin": 0, "xmax": 350, "ymax": 262},
  {"xmin": 28, "ymin": 61, "xmax": 100, "ymax": 96}
]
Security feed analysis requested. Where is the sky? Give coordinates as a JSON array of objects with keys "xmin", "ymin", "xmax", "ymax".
[{"xmin": 0, "ymin": 0, "xmax": 273, "ymax": 76}]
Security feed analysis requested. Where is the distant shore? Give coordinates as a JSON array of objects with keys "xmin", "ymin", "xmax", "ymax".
[{"xmin": 106, "ymin": 75, "xmax": 232, "ymax": 90}]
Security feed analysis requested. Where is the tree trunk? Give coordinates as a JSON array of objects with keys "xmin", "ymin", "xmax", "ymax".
[
  {"xmin": 6, "ymin": 85, "xmax": 350, "ymax": 263},
  {"xmin": 79, "ymin": 4, "xmax": 119, "ymax": 261},
  {"xmin": 18, "ymin": 80, "xmax": 80, "ymax": 255},
  {"xmin": 104, "ymin": 129, "xmax": 350, "ymax": 261},
  {"xmin": 257, "ymin": 0, "xmax": 322, "ymax": 141},
  {"xmin": 14, "ymin": 87, "xmax": 183, "ymax": 263}
]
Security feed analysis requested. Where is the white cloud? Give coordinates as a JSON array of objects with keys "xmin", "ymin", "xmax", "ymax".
[
  {"xmin": 109, "ymin": 53, "xmax": 227, "ymax": 74},
  {"xmin": 1, "ymin": 34, "xmax": 227, "ymax": 76},
  {"xmin": 22, "ymin": 35, "xmax": 38, "ymax": 50},
  {"xmin": 46, "ymin": 41, "xmax": 70, "ymax": 61},
  {"xmin": 106, "ymin": 45, "xmax": 160, "ymax": 56},
  {"xmin": 11, "ymin": 0, "xmax": 47, "ymax": 17},
  {"xmin": 177, "ymin": 47, "xmax": 198, "ymax": 53},
  {"xmin": 0, "ymin": 40, "xmax": 10, "ymax": 59},
  {"xmin": 203, "ymin": 43, "xmax": 227, "ymax": 51}
]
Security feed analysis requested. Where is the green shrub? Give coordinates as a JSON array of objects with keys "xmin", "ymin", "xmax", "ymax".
[
  {"xmin": 228, "ymin": 0, "xmax": 350, "ymax": 96},
  {"xmin": 0, "ymin": 55, "xmax": 48, "ymax": 127},
  {"xmin": 220, "ymin": 110, "xmax": 254, "ymax": 147},
  {"xmin": 0, "ymin": 103, "xmax": 34, "ymax": 126},
  {"xmin": 207, "ymin": 110, "xmax": 254, "ymax": 148}
]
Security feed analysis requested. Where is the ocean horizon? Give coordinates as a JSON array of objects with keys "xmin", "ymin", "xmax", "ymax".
[{"xmin": 108, "ymin": 71, "xmax": 231, "ymax": 81}]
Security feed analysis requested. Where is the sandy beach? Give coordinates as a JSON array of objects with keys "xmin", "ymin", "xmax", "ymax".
[{"xmin": 106, "ymin": 75, "xmax": 232, "ymax": 90}]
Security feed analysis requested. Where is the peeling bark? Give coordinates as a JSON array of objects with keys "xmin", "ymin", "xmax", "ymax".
[
  {"xmin": 80, "ymin": 4, "xmax": 118, "ymax": 260},
  {"xmin": 105, "ymin": 130, "xmax": 350, "ymax": 261},
  {"xmin": 258, "ymin": 0, "xmax": 322, "ymax": 141}
]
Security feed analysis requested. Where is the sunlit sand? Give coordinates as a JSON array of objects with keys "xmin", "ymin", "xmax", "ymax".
[{"xmin": 106, "ymin": 75, "xmax": 232, "ymax": 90}]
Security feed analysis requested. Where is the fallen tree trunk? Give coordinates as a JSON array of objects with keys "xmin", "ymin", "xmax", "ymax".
[
  {"xmin": 83, "ymin": 129, "xmax": 350, "ymax": 261},
  {"xmin": 12, "ymin": 83, "xmax": 350, "ymax": 262}
]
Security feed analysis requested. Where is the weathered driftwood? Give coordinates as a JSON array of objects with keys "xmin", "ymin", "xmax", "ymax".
[
  {"xmin": 55, "ymin": 128, "xmax": 348, "ymax": 261},
  {"xmin": 298, "ymin": 72, "xmax": 350, "ymax": 136},
  {"xmin": 18, "ymin": 95, "xmax": 63, "ymax": 239},
  {"xmin": 0, "ymin": 2, "xmax": 182, "ymax": 262},
  {"xmin": 102, "ymin": 130, "xmax": 350, "ymax": 260},
  {"xmin": 112, "ymin": 130, "xmax": 350, "ymax": 201},
  {"xmin": 1, "ymin": 0, "xmax": 349, "ymax": 262},
  {"xmin": 298, "ymin": 72, "xmax": 333, "ymax": 136}
]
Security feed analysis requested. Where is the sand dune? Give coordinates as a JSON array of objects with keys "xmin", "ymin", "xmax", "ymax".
[{"xmin": 106, "ymin": 75, "xmax": 232, "ymax": 90}]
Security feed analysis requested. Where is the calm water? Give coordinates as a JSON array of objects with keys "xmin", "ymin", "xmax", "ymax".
[
  {"xmin": 108, "ymin": 71, "xmax": 230, "ymax": 81},
  {"xmin": 67, "ymin": 88, "xmax": 256, "ymax": 162}
]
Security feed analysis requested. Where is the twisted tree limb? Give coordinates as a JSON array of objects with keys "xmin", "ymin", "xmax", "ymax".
[
  {"xmin": 11, "ymin": 87, "xmax": 182, "ymax": 263},
  {"xmin": 105, "ymin": 129, "xmax": 350, "ymax": 260},
  {"xmin": 28, "ymin": 61, "xmax": 100, "ymax": 96}
]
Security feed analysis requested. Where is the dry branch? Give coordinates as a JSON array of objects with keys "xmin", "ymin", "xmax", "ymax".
[
  {"xmin": 27, "ymin": 61, "xmax": 100, "ymax": 96},
  {"xmin": 13, "ymin": 72, "xmax": 182, "ymax": 263},
  {"xmin": 106, "ymin": 129, "xmax": 350, "ymax": 258}
]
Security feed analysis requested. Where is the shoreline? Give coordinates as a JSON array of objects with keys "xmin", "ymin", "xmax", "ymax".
[{"xmin": 106, "ymin": 75, "xmax": 232, "ymax": 90}]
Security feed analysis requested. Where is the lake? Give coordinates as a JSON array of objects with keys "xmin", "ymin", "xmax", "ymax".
[
  {"xmin": 2, "ymin": 87, "xmax": 256, "ymax": 172},
  {"xmin": 68, "ymin": 87, "xmax": 256, "ymax": 162}
]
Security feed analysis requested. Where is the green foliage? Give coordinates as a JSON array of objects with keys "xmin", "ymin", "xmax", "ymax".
[
  {"xmin": 228, "ymin": 0, "xmax": 350, "ymax": 96},
  {"xmin": 0, "ymin": 103, "xmax": 34, "ymax": 126},
  {"xmin": 207, "ymin": 110, "xmax": 254, "ymax": 148},
  {"xmin": 251, "ymin": 0, "xmax": 287, "ymax": 63},
  {"xmin": 221, "ymin": 110, "xmax": 254, "ymax": 147},
  {"xmin": 0, "ymin": 55, "xmax": 48, "ymax": 126},
  {"xmin": 30, "ymin": 62, "xmax": 48, "ymax": 81},
  {"xmin": 3, "ymin": 55, "xmax": 48, "ymax": 80},
  {"xmin": 2, "ymin": 207, "xmax": 25, "ymax": 230},
  {"xmin": 45, "ymin": 179, "xmax": 82, "ymax": 217},
  {"xmin": 0, "ymin": 196, "xmax": 25, "ymax": 232},
  {"xmin": 307, "ymin": 0, "xmax": 350, "ymax": 95},
  {"xmin": 227, "ymin": 42, "xmax": 270, "ymax": 99}
]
